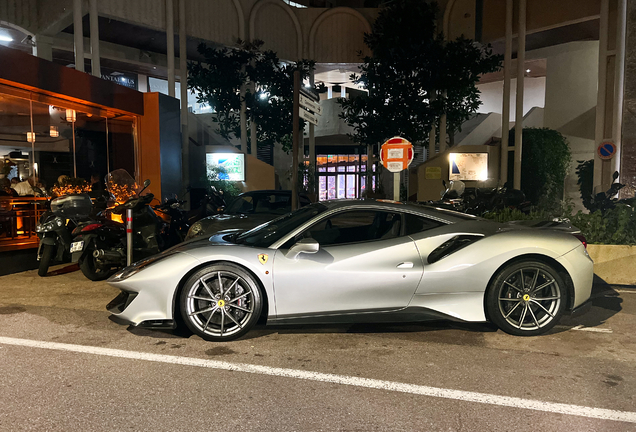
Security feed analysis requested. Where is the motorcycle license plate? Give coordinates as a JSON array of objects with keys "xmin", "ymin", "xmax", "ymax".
[{"xmin": 70, "ymin": 241, "xmax": 84, "ymax": 253}]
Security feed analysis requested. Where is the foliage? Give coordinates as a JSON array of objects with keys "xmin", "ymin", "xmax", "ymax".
[
  {"xmin": 483, "ymin": 202, "xmax": 636, "ymax": 245},
  {"xmin": 570, "ymin": 205, "xmax": 636, "ymax": 245},
  {"xmin": 508, "ymin": 128, "xmax": 571, "ymax": 207},
  {"xmin": 206, "ymin": 165, "xmax": 242, "ymax": 199},
  {"xmin": 188, "ymin": 40, "xmax": 317, "ymax": 152},
  {"xmin": 338, "ymin": 0, "xmax": 502, "ymax": 147},
  {"xmin": 575, "ymin": 159, "xmax": 594, "ymax": 210},
  {"xmin": 482, "ymin": 207, "xmax": 548, "ymax": 224}
]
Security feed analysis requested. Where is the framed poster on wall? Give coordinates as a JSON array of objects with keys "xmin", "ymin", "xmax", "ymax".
[
  {"xmin": 206, "ymin": 153, "xmax": 245, "ymax": 181},
  {"xmin": 449, "ymin": 153, "xmax": 488, "ymax": 181}
]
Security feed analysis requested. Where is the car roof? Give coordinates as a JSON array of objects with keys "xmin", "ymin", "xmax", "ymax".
[{"xmin": 314, "ymin": 199, "xmax": 479, "ymax": 224}]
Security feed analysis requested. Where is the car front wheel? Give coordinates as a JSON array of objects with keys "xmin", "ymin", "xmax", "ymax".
[
  {"xmin": 486, "ymin": 260, "xmax": 566, "ymax": 336},
  {"xmin": 180, "ymin": 263, "xmax": 262, "ymax": 342}
]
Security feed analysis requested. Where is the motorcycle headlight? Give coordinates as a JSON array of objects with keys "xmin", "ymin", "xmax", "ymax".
[{"xmin": 188, "ymin": 222, "xmax": 203, "ymax": 237}]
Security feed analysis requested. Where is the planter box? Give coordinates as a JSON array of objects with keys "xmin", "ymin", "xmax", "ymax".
[{"xmin": 587, "ymin": 244, "xmax": 636, "ymax": 286}]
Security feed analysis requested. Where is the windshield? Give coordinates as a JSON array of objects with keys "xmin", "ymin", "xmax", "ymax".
[
  {"xmin": 105, "ymin": 169, "xmax": 140, "ymax": 204},
  {"xmin": 235, "ymin": 203, "xmax": 327, "ymax": 247}
]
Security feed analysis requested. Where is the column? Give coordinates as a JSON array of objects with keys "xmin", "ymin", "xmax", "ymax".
[
  {"xmin": 73, "ymin": 0, "xmax": 85, "ymax": 72},
  {"xmin": 179, "ymin": 0, "xmax": 189, "ymax": 187},
  {"xmin": 513, "ymin": 0, "xmax": 526, "ymax": 190},
  {"xmin": 166, "ymin": 0, "xmax": 175, "ymax": 97},
  {"xmin": 619, "ymin": 0, "xmax": 634, "ymax": 195},
  {"xmin": 89, "ymin": 0, "xmax": 100, "ymax": 77},
  {"xmin": 500, "ymin": 0, "xmax": 513, "ymax": 186},
  {"xmin": 33, "ymin": 35, "xmax": 53, "ymax": 61}
]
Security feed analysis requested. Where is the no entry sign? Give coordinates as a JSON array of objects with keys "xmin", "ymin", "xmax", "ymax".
[
  {"xmin": 597, "ymin": 141, "xmax": 616, "ymax": 160},
  {"xmin": 380, "ymin": 137, "xmax": 414, "ymax": 172}
]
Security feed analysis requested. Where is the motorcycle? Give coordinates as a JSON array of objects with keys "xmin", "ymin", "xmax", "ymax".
[
  {"xmin": 70, "ymin": 169, "xmax": 177, "ymax": 281},
  {"xmin": 36, "ymin": 193, "xmax": 93, "ymax": 277},
  {"xmin": 185, "ymin": 186, "xmax": 227, "ymax": 224},
  {"xmin": 425, "ymin": 180, "xmax": 531, "ymax": 216}
]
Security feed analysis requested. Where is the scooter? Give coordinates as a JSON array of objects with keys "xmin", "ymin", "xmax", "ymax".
[{"xmin": 35, "ymin": 194, "xmax": 93, "ymax": 277}]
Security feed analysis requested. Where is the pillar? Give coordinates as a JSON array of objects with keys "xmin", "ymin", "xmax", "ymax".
[
  {"xmin": 166, "ymin": 0, "xmax": 175, "ymax": 97},
  {"xmin": 513, "ymin": 0, "xmax": 526, "ymax": 190},
  {"xmin": 179, "ymin": 0, "xmax": 189, "ymax": 187},
  {"xmin": 73, "ymin": 0, "xmax": 85, "ymax": 72},
  {"xmin": 619, "ymin": 0, "xmax": 634, "ymax": 195},
  {"xmin": 88, "ymin": 0, "xmax": 100, "ymax": 77},
  {"xmin": 500, "ymin": 0, "xmax": 512, "ymax": 186}
]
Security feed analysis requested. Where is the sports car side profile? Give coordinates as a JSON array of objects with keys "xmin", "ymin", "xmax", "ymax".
[{"xmin": 107, "ymin": 200, "xmax": 593, "ymax": 341}]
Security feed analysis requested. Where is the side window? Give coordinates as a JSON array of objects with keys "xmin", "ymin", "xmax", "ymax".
[
  {"xmin": 303, "ymin": 210, "xmax": 402, "ymax": 246},
  {"xmin": 404, "ymin": 213, "xmax": 444, "ymax": 235}
]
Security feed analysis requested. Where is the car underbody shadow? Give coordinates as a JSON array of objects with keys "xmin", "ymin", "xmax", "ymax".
[{"xmin": 548, "ymin": 284, "xmax": 623, "ymax": 334}]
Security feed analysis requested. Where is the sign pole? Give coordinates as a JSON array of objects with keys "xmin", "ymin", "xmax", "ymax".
[
  {"xmin": 126, "ymin": 209, "xmax": 133, "ymax": 266},
  {"xmin": 394, "ymin": 172, "xmax": 400, "ymax": 201},
  {"xmin": 292, "ymin": 69, "xmax": 300, "ymax": 211}
]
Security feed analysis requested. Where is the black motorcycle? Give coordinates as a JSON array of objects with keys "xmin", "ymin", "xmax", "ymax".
[
  {"xmin": 72, "ymin": 169, "xmax": 188, "ymax": 280},
  {"xmin": 36, "ymin": 193, "xmax": 93, "ymax": 277}
]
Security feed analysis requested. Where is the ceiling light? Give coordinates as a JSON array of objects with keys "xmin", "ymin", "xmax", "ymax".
[
  {"xmin": 0, "ymin": 35, "xmax": 13, "ymax": 42},
  {"xmin": 526, "ymin": 68, "xmax": 531, "ymax": 73},
  {"xmin": 65, "ymin": 109, "xmax": 76, "ymax": 122}
]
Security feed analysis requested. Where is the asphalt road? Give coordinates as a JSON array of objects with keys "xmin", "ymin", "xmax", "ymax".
[{"xmin": 0, "ymin": 264, "xmax": 634, "ymax": 431}]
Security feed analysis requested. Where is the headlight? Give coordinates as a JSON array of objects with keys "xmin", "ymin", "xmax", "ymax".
[
  {"xmin": 36, "ymin": 217, "xmax": 63, "ymax": 233},
  {"xmin": 188, "ymin": 222, "xmax": 203, "ymax": 238},
  {"xmin": 110, "ymin": 251, "xmax": 179, "ymax": 281}
]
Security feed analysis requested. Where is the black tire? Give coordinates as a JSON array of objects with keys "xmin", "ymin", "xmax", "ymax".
[
  {"xmin": 486, "ymin": 260, "xmax": 566, "ymax": 336},
  {"xmin": 79, "ymin": 243, "xmax": 114, "ymax": 281},
  {"xmin": 38, "ymin": 244, "xmax": 54, "ymax": 277},
  {"xmin": 180, "ymin": 263, "xmax": 262, "ymax": 342}
]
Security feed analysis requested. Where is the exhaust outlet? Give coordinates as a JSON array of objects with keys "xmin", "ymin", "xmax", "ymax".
[{"xmin": 93, "ymin": 249, "xmax": 124, "ymax": 263}]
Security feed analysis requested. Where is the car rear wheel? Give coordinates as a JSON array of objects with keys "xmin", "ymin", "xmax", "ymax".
[
  {"xmin": 180, "ymin": 263, "xmax": 262, "ymax": 342},
  {"xmin": 486, "ymin": 260, "xmax": 566, "ymax": 336}
]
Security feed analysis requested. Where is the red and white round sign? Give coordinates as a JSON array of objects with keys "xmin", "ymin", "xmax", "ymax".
[{"xmin": 380, "ymin": 137, "xmax": 414, "ymax": 173}]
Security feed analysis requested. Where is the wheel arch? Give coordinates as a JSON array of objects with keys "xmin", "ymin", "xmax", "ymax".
[
  {"xmin": 483, "ymin": 253, "xmax": 575, "ymax": 321},
  {"xmin": 171, "ymin": 260, "xmax": 270, "ymax": 328}
]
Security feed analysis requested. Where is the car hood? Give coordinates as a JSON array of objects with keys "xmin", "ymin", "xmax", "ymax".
[{"xmin": 198, "ymin": 213, "xmax": 275, "ymax": 231}]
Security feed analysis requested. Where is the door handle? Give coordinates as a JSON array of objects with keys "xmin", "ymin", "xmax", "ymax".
[{"xmin": 397, "ymin": 262, "xmax": 413, "ymax": 269}]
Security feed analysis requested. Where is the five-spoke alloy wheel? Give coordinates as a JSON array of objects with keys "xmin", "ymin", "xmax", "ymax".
[
  {"xmin": 486, "ymin": 260, "xmax": 566, "ymax": 336},
  {"xmin": 180, "ymin": 263, "xmax": 262, "ymax": 341}
]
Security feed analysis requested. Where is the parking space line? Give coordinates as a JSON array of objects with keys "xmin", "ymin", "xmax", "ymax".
[
  {"xmin": 0, "ymin": 336, "xmax": 634, "ymax": 424},
  {"xmin": 554, "ymin": 325, "xmax": 613, "ymax": 333}
]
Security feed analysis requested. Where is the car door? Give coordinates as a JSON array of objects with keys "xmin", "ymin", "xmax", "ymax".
[{"xmin": 272, "ymin": 209, "xmax": 424, "ymax": 317}]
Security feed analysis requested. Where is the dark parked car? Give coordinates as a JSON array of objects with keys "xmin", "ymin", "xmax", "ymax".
[{"xmin": 185, "ymin": 190, "xmax": 312, "ymax": 240}]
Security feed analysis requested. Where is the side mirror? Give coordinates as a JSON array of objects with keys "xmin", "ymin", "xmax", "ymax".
[
  {"xmin": 285, "ymin": 238, "xmax": 319, "ymax": 260},
  {"xmin": 143, "ymin": 179, "xmax": 151, "ymax": 188}
]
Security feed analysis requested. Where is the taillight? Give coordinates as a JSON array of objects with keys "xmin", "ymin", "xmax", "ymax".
[
  {"xmin": 573, "ymin": 234, "xmax": 587, "ymax": 249},
  {"xmin": 81, "ymin": 223, "xmax": 103, "ymax": 232}
]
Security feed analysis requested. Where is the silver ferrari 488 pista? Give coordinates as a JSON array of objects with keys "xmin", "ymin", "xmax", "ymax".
[{"xmin": 107, "ymin": 200, "xmax": 593, "ymax": 341}]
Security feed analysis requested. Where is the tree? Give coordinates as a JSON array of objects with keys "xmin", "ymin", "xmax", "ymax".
[
  {"xmin": 338, "ymin": 0, "xmax": 502, "ymax": 148},
  {"xmin": 188, "ymin": 40, "xmax": 316, "ymax": 153},
  {"xmin": 508, "ymin": 128, "xmax": 571, "ymax": 207}
]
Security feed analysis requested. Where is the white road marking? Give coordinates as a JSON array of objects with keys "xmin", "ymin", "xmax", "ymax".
[
  {"xmin": 554, "ymin": 325, "xmax": 613, "ymax": 333},
  {"xmin": 570, "ymin": 325, "xmax": 613, "ymax": 333},
  {"xmin": 0, "ymin": 337, "xmax": 634, "ymax": 424}
]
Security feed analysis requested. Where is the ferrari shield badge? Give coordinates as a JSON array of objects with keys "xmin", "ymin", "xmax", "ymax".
[{"xmin": 258, "ymin": 254, "xmax": 269, "ymax": 265}]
